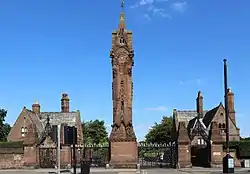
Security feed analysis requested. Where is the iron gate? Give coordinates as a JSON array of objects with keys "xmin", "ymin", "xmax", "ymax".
[
  {"xmin": 138, "ymin": 142, "xmax": 177, "ymax": 168},
  {"xmin": 39, "ymin": 146, "xmax": 57, "ymax": 168},
  {"xmin": 71, "ymin": 143, "xmax": 110, "ymax": 168}
]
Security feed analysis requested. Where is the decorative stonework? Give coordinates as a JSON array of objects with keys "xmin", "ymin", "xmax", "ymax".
[{"xmin": 109, "ymin": 3, "xmax": 138, "ymax": 168}]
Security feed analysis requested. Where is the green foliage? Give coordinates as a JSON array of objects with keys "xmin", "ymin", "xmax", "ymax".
[
  {"xmin": 82, "ymin": 119, "xmax": 109, "ymax": 144},
  {"xmin": 0, "ymin": 109, "xmax": 11, "ymax": 141},
  {"xmin": 145, "ymin": 116, "xmax": 173, "ymax": 144},
  {"xmin": 224, "ymin": 140, "xmax": 250, "ymax": 158},
  {"xmin": 240, "ymin": 136, "xmax": 250, "ymax": 140},
  {"xmin": 0, "ymin": 141, "xmax": 23, "ymax": 148}
]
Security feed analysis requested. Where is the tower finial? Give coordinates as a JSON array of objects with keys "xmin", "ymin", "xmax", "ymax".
[{"xmin": 119, "ymin": 0, "xmax": 126, "ymax": 29}]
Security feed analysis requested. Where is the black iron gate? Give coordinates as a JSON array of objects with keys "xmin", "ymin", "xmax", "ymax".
[
  {"xmin": 138, "ymin": 142, "xmax": 177, "ymax": 168},
  {"xmin": 71, "ymin": 143, "xmax": 110, "ymax": 168},
  {"xmin": 39, "ymin": 146, "xmax": 57, "ymax": 168}
]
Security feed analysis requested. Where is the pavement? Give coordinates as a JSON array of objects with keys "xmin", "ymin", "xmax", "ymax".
[{"xmin": 0, "ymin": 167, "xmax": 249, "ymax": 174}]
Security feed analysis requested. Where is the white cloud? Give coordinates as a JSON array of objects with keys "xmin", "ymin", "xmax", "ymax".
[
  {"xmin": 171, "ymin": 2, "xmax": 187, "ymax": 13},
  {"xmin": 145, "ymin": 106, "xmax": 168, "ymax": 111},
  {"xmin": 130, "ymin": 0, "xmax": 172, "ymax": 20},
  {"xmin": 143, "ymin": 14, "xmax": 151, "ymax": 20},
  {"xmin": 148, "ymin": 5, "xmax": 172, "ymax": 19},
  {"xmin": 179, "ymin": 78, "xmax": 203, "ymax": 86},
  {"xmin": 131, "ymin": 0, "xmax": 154, "ymax": 8}
]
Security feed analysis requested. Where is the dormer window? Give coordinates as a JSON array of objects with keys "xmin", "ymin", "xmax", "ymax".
[{"xmin": 21, "ymin": 127, "xmax": 28, "ymax": 137}]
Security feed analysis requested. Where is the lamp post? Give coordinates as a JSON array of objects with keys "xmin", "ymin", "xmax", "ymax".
[
  {"xmin": 57, "ymin": 124, "xmax": 61, "ymax": 174},
  {"xmin": 72, "ymin": 126, "xmax": 76, "ymax": 174},
  {"xmin": 223, "ymin": 59, "xmax": 234, "ymax": 173}
]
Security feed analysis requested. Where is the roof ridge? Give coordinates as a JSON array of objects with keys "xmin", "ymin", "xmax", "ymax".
[
  {"xmin": 177, "ymin": 110, "xmax": 209, "ymax": 112},
  {"xmin": 40, "ymin": 111, "xmax": 77, "ymax": 113}
]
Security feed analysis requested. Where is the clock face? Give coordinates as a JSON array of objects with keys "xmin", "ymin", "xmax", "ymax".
[
  {"xmin": 119, "ymin": 55, "xmax": 127, "ymax": 63},
  {"xmin": 120, "ymin": 56, "xmax": 125, "ymax": 61}
]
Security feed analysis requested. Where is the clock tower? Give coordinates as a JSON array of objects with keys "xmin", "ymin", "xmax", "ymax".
[{"xmin": 109, "ymin": 0, "xmax": 138, "ymax": 168}]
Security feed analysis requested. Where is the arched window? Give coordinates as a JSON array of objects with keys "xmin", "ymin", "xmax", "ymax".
[
  {"xmin": 219, "ymin": 123, "xmax": 222, "ymax": 128},
  {"xmin": 120, "ymin": 37, "xmax": 125, "ymax": 44},
  {"xmin": 21, "ymin": 127, "xmax": 28, "ymax": 137},
  {"xmin": 222, "ymin": 123, "xmax": 226, "ymax": 128}
]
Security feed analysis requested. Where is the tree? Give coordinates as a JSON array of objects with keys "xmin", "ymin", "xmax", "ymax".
[
  {"xmin": 82, "ymin": 119, "xmax": 109, "ymax": 144},
  {"xmin": 0, "ymin": 109, "xmax": 11, "ymax": 142},
  {"xmin": 145, "ymin": 116, "xmax": 173, "ymax": 144}
]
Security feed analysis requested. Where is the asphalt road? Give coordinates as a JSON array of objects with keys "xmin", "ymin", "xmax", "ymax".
[{"xmin": 0, "ymin": 168, "xmax": 249, "ymax": 174}]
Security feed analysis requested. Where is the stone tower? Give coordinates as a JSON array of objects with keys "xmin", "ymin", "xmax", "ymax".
[{"xmin": 109, "ymin": 0, "xmax": 138, "ymax": 168}]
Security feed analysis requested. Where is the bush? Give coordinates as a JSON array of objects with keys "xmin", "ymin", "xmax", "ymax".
[
  {"xmin": 224, "ymin": 140, "xmax": 250, "ymax": 158},
  {"xmin": 238, "ymin": 141, "xmax": 250, "ymax": 158},
  {"xmin": 0, "ymin": 141, "xmax": 23, "ymax": 148}
]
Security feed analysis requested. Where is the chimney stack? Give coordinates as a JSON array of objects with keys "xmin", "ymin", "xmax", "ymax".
[
  {"xmin": 196, "ymin": 91, "xmax": 203, "ymax": 117},
  {"xmin": 32, "ymin": 101, "xmax": 40, "ymax": 114},
  {"xmin": 227, "ymin": 88, "xmax": 236, "ymax": 124},
  {"xmin": 61, "ymin": 93, "xmax": 70, "ymax": 113}
]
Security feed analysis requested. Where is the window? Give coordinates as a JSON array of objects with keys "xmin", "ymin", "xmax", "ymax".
[
  {"xmin": 120, "ymin": 38, "xmax": 125, "ymax": 44},
  {"xmin": 197, "ymin": 139, "xmax": 201, "ymax": 145},
  {"xmin": 219, "ymin": 123, "xmax": 226, "ymax": 133},
  {"xmin": 197, "ymin": 138, "xmax": 205, "ymax": 145},
  {"xmin": 21, "ymin": 127, "xmax": 28, "ymax": 137},
  {"xmin": 121, "ymin": 100, "xmax": 124, "ymax": 110}
]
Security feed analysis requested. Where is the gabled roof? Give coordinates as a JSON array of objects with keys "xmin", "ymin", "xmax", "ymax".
[
  {"xmin": 21, "ymin": 108, "xmax": 80, "ymax": 144},
  {"xmin": 202, "ymin": 103, "xmax": 222, "ymax": 127},
  {"xmin": 188, "ymin": 117, "xmax": 209, "ymax": 141},
  {"xmin": 25, "ymin": 109, "xmax": 44, "ymax": 139},
  {"xmin": 175, "ymin": 110, "xmax": 208, "ymax": 128}
]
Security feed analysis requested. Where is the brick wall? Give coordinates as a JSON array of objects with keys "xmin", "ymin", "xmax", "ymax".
[{"xmin": 0, "ymin": 147, "xmax": 24, "ymax": 169}]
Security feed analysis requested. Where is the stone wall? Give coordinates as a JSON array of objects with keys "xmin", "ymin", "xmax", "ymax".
[
  {"xmin": 0, "ymin": 147, "xmax": 24, "ymax": 169},
  {"xmin": 0, "ymin": 145, "xmax": 74, "ymax": 169}
]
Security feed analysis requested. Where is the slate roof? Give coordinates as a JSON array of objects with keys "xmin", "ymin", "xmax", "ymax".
[
  {"xmin": 24, "ymin": 108, "xmax": 79, "ymax": 140},
  {"xmin": 202, "ymin": 103, "xmax": 222, "ymax": 127},
  {"xmin": 40, "ymin": 112, "xmax": 78, "ymax": 126},
  {"xmin": 175, "ymin": 110, "xmax": 207, "ymax": 127},
  {"xmin": 174, "ymin": 104, "xmax": 222, "ymax": 136},
  {"xmin": 25, "ymin": 109, "xmax": 44, "ymax": 139}
]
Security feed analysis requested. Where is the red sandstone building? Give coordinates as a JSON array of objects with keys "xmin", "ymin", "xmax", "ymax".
[
  {"xmin": 7, "ymin": 93, "xmax": 83, "ymax": 168},
  {"xmin": 173, "ymin": 89, "xmax": 240, "ymax": 168}
]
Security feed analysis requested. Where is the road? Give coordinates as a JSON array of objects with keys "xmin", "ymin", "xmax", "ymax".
[{"xmin": 0, "ymin": 168, "xmax": 249, "ymax": 174}]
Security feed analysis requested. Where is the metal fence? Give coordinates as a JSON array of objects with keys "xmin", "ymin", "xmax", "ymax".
[
  {"xmin": 71, "ymin": 143, "xmax": 110, "ymax": 168},
  {"xmin": 138, "ymin": 142, "xmax": 177, "ymax": 168},
  {"xmin": 39, "ymin": 146, "xmax": 57, "ymax": 168}
]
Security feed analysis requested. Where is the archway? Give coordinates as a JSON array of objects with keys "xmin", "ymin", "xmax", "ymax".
[{"xmin": 191, "ymin": 142, "xmax": 210, "ymax": 167}]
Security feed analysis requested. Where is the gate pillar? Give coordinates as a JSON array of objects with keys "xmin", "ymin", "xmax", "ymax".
[
  {"xmin": 177, "ymin": 122, "xmax": 192, "ymax": 168},
  {"xmin": 210, "ymin": 122, "xmax": 223, "ymax": 168}
]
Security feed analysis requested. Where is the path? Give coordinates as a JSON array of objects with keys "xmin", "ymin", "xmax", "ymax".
[{"xmin": 0, "ymin": 168, "xmax": 249, "ymax": 174}]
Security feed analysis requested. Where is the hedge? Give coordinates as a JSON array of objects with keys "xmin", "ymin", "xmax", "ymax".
[
  {"xmin": 0, "ymin": 141, "xmax": 23, "ymax": 148},
  {"xmin": 224, "ymin": 140, "xmax": 250, "ymax": 158}
]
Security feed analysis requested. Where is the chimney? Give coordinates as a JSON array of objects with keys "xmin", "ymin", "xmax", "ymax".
[
  {"xmin": 32, "ymin": 101, "xmax": 40, "ymax": 114},
  {"xmin": 61, "ymin": 93, "xmax": 70, "ymax": 113},
  {"xmin": 227, "ymin": 88, "xmax": 236, "ymax": 125},
  {"xmin": 196, "ymin": 91, "xmax": 203, "ymax": 117}
]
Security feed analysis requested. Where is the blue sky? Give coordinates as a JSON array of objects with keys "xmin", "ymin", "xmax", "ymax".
[{"xmin": 0, "ymin": 0, "xmax": 249, "ymax": 140}]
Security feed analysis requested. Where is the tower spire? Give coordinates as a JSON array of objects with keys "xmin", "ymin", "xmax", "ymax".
[{"xmin": 119, "ymin": 0, "xmax": 126, "ymax": 29}]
